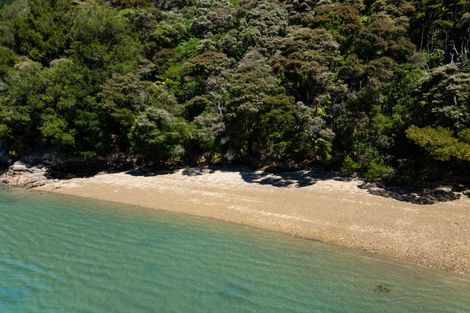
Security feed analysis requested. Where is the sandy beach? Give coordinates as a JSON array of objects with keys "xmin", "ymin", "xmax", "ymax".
[{"xmin": 34, "ymin": 167, "xmax": 470, "ymax": 276}]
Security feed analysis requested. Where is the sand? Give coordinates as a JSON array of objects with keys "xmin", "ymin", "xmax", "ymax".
[{"xmin": 34, "ymin": 166, "xmax": 470, "ymax": 276}]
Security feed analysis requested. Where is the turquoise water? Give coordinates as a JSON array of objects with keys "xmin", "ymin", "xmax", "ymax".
[{"xmin": 1, "ymin": 191, "xmax": 470, "ymax": 313}]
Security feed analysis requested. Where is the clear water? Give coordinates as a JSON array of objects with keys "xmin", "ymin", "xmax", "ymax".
[{"xmin": 1, "ymin": 190, "xmax": 470, "ymax": 313}]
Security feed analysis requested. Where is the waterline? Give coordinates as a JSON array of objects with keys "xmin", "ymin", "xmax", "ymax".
[{"xmin": 1, "ymin": 190, "xmax": 469, "ymax": 313}]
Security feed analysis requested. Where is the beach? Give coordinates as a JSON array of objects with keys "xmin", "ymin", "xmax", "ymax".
[{"xmin": 34, "ymin": 167, "xmax": 470, "ymax": 276}]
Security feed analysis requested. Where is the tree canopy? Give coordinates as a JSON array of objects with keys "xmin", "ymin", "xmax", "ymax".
[{"xmin": 0, "ymin": 0, "xmax": 469, "ymax": 183}]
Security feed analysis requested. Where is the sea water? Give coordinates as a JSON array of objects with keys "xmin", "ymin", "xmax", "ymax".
[{"xmin": 0, "ymin": 190, "xmax": 469, "ymax": 313}]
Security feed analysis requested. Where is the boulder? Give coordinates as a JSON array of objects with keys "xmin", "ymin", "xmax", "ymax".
[{"xmin": 1, "ymin": 162, "xmax": 49, "ymax": 189}]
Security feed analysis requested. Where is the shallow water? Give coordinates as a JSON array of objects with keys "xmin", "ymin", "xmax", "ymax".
[{"xmin": 0, "ymin": 190, "xmax": 469, "ymax": 313}]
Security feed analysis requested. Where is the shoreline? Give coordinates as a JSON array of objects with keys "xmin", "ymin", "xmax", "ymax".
[{"xmin": 34, "ymin": 167, "xmax": 470, "ymax": 276}]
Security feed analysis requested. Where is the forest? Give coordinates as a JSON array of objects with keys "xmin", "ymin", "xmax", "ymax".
[{"xmin": 0, "ymin": 0, "xmax": 469, "ymax": 184}]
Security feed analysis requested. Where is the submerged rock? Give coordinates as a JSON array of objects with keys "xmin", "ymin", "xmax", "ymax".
[
  {"xmin": 374, "ymin": 284, "xmax": 391, "ymax": 294},
  {"xmin": 1, "ymin": 161, "xmax": 49, "ymax": 189}
]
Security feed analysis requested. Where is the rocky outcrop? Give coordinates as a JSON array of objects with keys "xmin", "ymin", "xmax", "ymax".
[
  {"xmin": 1, "ymin": 161, "xmax": 50, "ymax": 189},
  {"xmin": 358, "ymin": 182, "xmax": 467, "ymax": 204}
]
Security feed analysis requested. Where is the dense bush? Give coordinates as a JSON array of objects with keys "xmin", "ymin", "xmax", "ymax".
[{"xmin": 0, "ymin": 0, "xmax": 468, "ymax": 183}]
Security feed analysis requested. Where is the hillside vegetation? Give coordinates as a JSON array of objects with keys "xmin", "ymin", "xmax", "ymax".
[{"xmin": 0, "ymin": 0, "xmax": 469, "ymax": 183}]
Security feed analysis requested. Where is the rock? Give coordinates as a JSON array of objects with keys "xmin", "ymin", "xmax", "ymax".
[
  {"xmin": 464, "ymin": 190, "xmax": 470, "ymax": 198},
  {"xmin": 1, "ymin": 162, "xmax": 49, "ymax": 189},
  {"xmin": 10, "ymin": 161, "xmax": 31, "ymax": 172}
]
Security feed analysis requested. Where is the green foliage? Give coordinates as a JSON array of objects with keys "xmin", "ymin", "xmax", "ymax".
[
  {"xmin": 412, "ymin": 64, "xmax": 470, "ymax": 130},
  {"xmin": 406, "ymin": 126, "xmax": 470, "ymax": 162},
  {"xmin": 0, "ymin": 46, "xmax": 17, "ymax": 76},
  {"xmin": 259, "ymin": 94, "xmax": 297, "ymax": 159},
  {"xmin": 69, "ymin": 1, "xmax": 142, "ymax": 73},
  {"xmin": 129, "ymin": 106, "xmax": 187, "ymax": 165},
  {"xmin": 341, "ymin": 155, "xmax": 360, "ymax": 174},
  {"xmin": 0, "ymin": 0, "xmax": 14, "ymax": 8},
  {"xmin": 410, "ymin": 0, "xmax": 469, "ymax": 65},
  {"xmin": 0, "ymin": 0, "xmax": 468, "ymax": 183},
  {"xmin": 0, "ymin": 0, "xmax": 71, "ymax": 64},
  {"xmin": 40, "ymin": 114, "xmax": 75, "ymax": 146},
  {"xmin": 365, "ymin": 160, "xmax": 395, "ymax": 183}
]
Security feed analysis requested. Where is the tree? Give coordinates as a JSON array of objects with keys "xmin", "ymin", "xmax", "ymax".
[
  {"xmin": 411, "ymin": 64, "xmax": 470, "ymax": 130},
  {"xmin": 129, "ymin": 106, "xmax": 188, "ymax": 165},
  {"xmin": 354, "ymin": 10, "xmax": 415, "ymax": 62},
  {"xmin": 0, "ymin": 0, "xmax": 468, "ymax": 183},
  {"xmin": 407, "ymin": 126, "xmax": 470, "ymax": 162},
  {"xmin": 304, "ymin": 2, "xmax": 362, "ymax": 53},
  {"xmin": 223, "ymin": 49, "xmax": 279, "ymax": 160},
  {"xmin": 0, "ymin": 58, "xmax": 45, "ymax": 155},
  {"xmin": 273, "ymin": 27, "xmax": 343, "ymax": 109},
  {"xmin": 410, "ymin": 0, "xmax": 470, "ymax": 65},
  {"xmin": 0, "ymin": 0, "xmax": 71, "ymax": 65},
  {"xmin": 69, "ymin": 1, "xmax": 142, "ymax": 74},
  {"xmin": 41, "ymin": 58, "xmax": 103, "ymax": 156}
]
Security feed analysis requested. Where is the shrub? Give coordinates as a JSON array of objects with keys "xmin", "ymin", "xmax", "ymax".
[
  {"xmin": 365, "ymin": 160, "xmax": 395, "ymax": 182},
  {"xmin": 340, "ymin": 155, "xmax": 360, "ymax": 174}
]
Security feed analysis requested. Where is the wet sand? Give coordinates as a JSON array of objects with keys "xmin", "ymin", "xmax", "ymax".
[{"xmin": 34, "ymin": 167, "xmax": 470, "ymax": 276}]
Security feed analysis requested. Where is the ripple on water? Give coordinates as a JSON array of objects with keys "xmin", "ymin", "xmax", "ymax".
[{"xmin": 0, "ymin": 190, "xmax": 470, "ymax": 313}]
